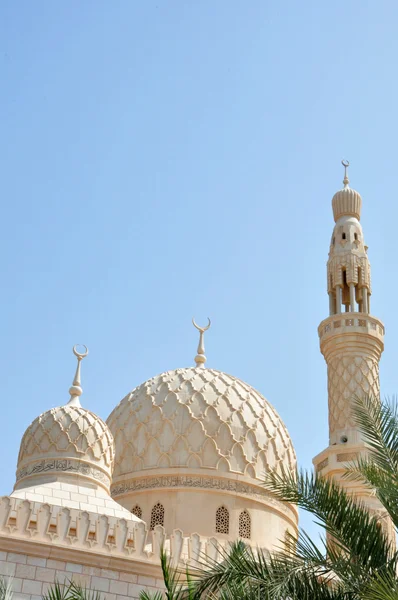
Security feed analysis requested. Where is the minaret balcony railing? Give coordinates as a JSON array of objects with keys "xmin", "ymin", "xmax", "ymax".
[{"xmin": 318, "ymin": 314, "xmax": 384, "ymax": 342}]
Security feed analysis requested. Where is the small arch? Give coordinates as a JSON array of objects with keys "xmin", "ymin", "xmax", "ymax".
[
  {"xmin": 131, "ymin": 505, "xmax": 142, "ymax": 519},
  {"xmin": 342, "ymin": 232, "xmax": 346, "ymax": 240},
  {"xmin": 238, "ymin": 510, "xmax": 251, "ymax": 539},
  {"xmin": 150, "ymin": 502, "xmax": 164, "ymax": 530},
  {"xmin": 354, "ymin": 232, "xmax": 358, "ymax": 240},
  {"xmin": 215, "ymin": 506, "xmax": 229, "ymax": 534}
]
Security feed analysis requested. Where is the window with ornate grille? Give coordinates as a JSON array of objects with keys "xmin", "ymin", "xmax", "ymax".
[
  {"xmin": 238, "ymin": 510, "xmax": 251, "ymax": 539},
  {"xmin": 215, "ymin": 506, "xmax": 229, "ymax": 534},
  {"xmin": 150, "ymin": 503, "xmax": 165, "ymax": 530},
  {"xmin": 131, "ymin": 505, "xmax": 142, "ymax": 519}
]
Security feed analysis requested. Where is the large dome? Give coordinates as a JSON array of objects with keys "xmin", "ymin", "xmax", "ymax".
[{"xmin": 107, "ymin": 367, "xmax": 295, "ymax": 484}]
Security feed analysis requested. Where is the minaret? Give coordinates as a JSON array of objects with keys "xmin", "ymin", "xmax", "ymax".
[{"xmin": 313, "ymin": 162, "xmax": 388, "ymax": 517}]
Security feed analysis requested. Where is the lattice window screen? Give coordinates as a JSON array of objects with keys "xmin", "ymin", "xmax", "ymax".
[
  {"xmin": 215, "ymin": 506, "xmax": 229, "ymax": 534},
  {"xmin": 150, "ymin": 502, "xmax": 165, "ymax": 530},
  {"xmin": 238, "ymin": 510, "xmax": 251, "ymax": 539},
  {"xmin": 131, "ymin": 505, "xmax": 142, "ymax": 519}
]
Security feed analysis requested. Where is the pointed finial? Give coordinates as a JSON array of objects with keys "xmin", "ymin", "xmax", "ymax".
[
  {"xmin": 342, "ymin": 159, "xmax": 350, "ymax": 188},
  {"xmin": 192, "ymin": 318, "xmax": 211, "ymax": 368},
  {"xmin": 68, "ymin": 345, "xmax": 89, "ymax": 406}
]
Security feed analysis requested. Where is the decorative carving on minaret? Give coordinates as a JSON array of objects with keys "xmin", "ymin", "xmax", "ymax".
[{"xmin": 327, "ymin": 161, "xmax": 371, "ymax": 315}]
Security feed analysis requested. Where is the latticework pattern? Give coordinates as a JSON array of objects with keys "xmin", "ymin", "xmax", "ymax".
[
  {"xmin": 150, "ymin": 503, "xmax": 164, "ymax": 530},
  {"xmin": 215, "ymin": 506, "xmax": 229, "ymax": 534},
  {"xmin": 107, "ymin": 368, "xmax": 296, "ymax": 482},
  {"xmin": 327, "ymin": 355, "xmax": 380, "ymax": 433},
  {"xmin": 238, "ymin": 510, "xmax": 251, "ymax": 539},
  {"xmin": 131, "ymin": 505, "xmax": 142, "ymax": 519}
]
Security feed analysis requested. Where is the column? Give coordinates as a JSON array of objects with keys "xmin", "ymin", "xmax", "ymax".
[
  {"xmin": 329, "ymin": 292, "xmax": 335, "ymax": 316},
  {"xmin": 336, "ymin": 286, "xmax": 342, "ymax": 314},
  {"xmin": 349, "ymin": 283, "xmax": 356, "ymax": 312},
  {"xmin": 362, "ymin": 288, "xmax": 368, "ymax": 314}
]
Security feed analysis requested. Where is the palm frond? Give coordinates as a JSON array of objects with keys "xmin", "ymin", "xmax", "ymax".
[
  {"xmin": 42, "ymin": 581, "xmax": 74, "ymax": 600},
  {"xmin": 189, "ymin": 539, "xmax": 344, "ymax": 599},
  {"xmin": 351, "ymin": 395, "xmax": 398, "ymax": 474},
  {"xmin": 139, "ymin": 592, "xmax": 164, "ymax": 600},
  {"xmin": 0, "ymin": 577, "xmax": 13, "ymax": 600},
  {"xmin": 43, "ymin": 580, "xmax": 103, "ymax": 600},
  {"xmin": 344, "ymin": 456, "xmax": 398, "ymax": 527},
  {"xmin": 69, "ymin": 581, "xmax": 102, "ymax": 600},
  {"xmin": 264, "ymin": 468, "xmax": 393, "ymax": 570},
  {"xmin": 360, "ymin": 569, "xmax": 398, "ymax": 600},
  {"xmin": 210, "ymin": 580, "xmax": 266, "ymax": 600}
]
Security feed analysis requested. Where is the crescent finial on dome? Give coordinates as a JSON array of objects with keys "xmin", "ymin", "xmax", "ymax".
[
  {"xmin": 68, "ymin": 344, "xmax": 89, "ymax": 406},
  {"xmin": 342, "ymin": 159, "xmax": 350, "ymax": 188},
  {"xmin": 192, "ymin": 317, "xmax": 211, "ymax": 368}
]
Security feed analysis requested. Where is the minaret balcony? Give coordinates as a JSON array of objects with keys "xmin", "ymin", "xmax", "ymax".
[{"xmin": 318, "ymin": 314, "xmax": 384, "ymax": 345}]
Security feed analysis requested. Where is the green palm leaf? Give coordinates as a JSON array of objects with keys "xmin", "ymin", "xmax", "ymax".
[
  {"xmin": 264, "ymin": 468, "xmax": 393, "ymax": 572},
  {"xmin": 360, "ymin": 570, "xmax": 398, "ymax": 600},
  {"xmin": 139, "ymin": 592, "xmax": 165, "ymax": 600},
  {"xmin": 0, "ymin": 577, "xmax": 13, "ymax": 600},
  {"xmin": 43, "ymin": 580, "xmax": 103, "ymax": 600}
]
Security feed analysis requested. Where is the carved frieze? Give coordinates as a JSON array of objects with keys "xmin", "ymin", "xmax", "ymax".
[
  {"xmin": 111, "ymin": 475, "xmax": 295, "ymax": 519},
  {"xmin": 16, "ymin": 458, "xmax": 110, "ymax": 486}
]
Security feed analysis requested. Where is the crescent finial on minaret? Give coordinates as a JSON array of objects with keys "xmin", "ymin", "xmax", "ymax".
[
  {"xmin": 192, "ymin": 318, "xmax": 211, "ymax": 368},
  {"xmin": 68, "ymin": 344, "xmax": 89, "ymax": 406},
  {"xmin": 342, "ymin": 159, "xmax": 350, "ymax": 188}
]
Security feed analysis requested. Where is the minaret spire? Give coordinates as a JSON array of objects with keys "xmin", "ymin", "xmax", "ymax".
[
  {"xmin": 68, "ymin": 345, "xmax": 89, "ymax": 406},
  {"xmin": 192, "ymin": 318, "xmax": 211, "ymax": 368}
]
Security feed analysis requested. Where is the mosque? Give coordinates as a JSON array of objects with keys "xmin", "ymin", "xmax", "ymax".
[{"xmin": 0, "ymin": 163, "xmax": 386, "ymax": 598}]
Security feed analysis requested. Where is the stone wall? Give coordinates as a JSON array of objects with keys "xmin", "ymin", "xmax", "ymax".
[
  {"xmin": 0, "ymin": 494, "xmax": 246, "ymax": 600},
  {"xmin": 0, "ymin": 551, "xmax": 164, "ymax": 600}
]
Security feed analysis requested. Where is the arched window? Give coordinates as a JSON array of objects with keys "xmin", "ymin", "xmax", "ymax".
[
  {"xmin": 215, "ymin": 506, "xmax": 229, "ymax": 534},
  {"xmin": 150, "ymin": 503, "xmax": 165, "ymax": 530},
  {"xmin": 238, "ymin": 510, "xmax": 251, "ymax": 539},
  {"xmin": 131, "ymin": 505, "xmax": 142, "ymax": 519}
]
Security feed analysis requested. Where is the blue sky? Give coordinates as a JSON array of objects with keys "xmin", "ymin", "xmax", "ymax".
[{"xmin": 1, "ymin": 1, "xmax": 398, "ymax": 539}]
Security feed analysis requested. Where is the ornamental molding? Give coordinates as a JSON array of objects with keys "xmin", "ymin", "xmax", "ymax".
[
  {"xmin": 16, "ymin": 458, "xmax": 110, "ymax": 486},
  {"xmin": 111, "ymin": 475, "xmax": 296, "ymax": 519},
  {"xmin": 316, "ymin": 458, "xmax": 329, "ymax": 472},
  {"xmin": 336, "ymin": 452, "xmax": 359, "ymax": 463},
  {"xmin": 0, "ymin": 495, "xmax": 294, "ymax": 568}
]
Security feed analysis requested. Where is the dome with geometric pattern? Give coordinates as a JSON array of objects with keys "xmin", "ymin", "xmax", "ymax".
[
  {"xmin": 14, "ymin": 348, "xmax": 115, "ymax": 493},
  {"xmin": 16, "ymin": 404, "xmax": 115, "ymax": 490},
  {"xmin": 107, "ymin": 367, "xmax": 295, "ymax": 486}
]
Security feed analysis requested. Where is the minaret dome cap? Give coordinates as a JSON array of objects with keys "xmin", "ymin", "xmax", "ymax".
[{"xmin": 332, "ymin": 160, "xmax": 362, "ymax": 222}]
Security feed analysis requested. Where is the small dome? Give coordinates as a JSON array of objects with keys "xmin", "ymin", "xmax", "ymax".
[
  {"xmin": 107, "ymin": 367, "xmax": 295, "ymax": 485},
  {"xmin": 332, "ymin": 186, "xmax": 362, "ymax": 222},
  {"xmin": 16, "ymin": 404, "xmax": 115, "ymax": 491}
]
